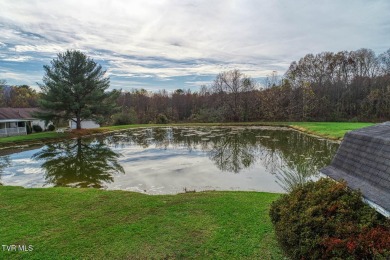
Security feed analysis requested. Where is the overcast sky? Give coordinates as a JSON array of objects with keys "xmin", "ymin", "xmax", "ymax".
[{"xmin": 0, "ymin": 0, "xmax": 389, "ymax": 91}]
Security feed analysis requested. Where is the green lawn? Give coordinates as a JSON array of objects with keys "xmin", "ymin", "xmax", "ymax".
[
  {"xmin": 0, "ymin": 132, "xmax": 67, "ymax": 144},
  {"xmin": 0, "ymin": 186, "xmax": 282, "ymax": 259},
  {"xmin": 288, "ymin": 122, "xmax": 374, "ymax": 139},
  {"xmin": 0, "ymin": 121, "xmax": 376, "ymax": 145}
]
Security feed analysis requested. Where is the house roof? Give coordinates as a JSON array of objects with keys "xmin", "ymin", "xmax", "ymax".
[
  {"xmin": 0, "ymin": 107, "xmax": 40, "ymax": 120},
  {"xmin": 321, "ymin": 122, "xmax": 390, "ymax": 216}
]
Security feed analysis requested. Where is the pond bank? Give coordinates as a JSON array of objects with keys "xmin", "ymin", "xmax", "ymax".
[
  {"xmin": 0, "ymin": 122, "xmax": 373, "ymax": 149},
  {"xmin": 0, "ymin": 186, "xmax": 283, "ymax": 259}
]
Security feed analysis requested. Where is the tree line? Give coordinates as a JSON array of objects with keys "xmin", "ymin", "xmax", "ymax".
[
  {"xmin": 1, "ymin": 48, "xmax": 389, "ymax": 125},
  {"xmin": 113, "ymin": 48, "xmax": 390, "ymax": 124},
  {"xmin": 0, "ymin": 81, "xmax": 40, "ymax": 108}
]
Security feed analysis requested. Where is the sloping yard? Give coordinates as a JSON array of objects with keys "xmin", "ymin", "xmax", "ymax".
[{"xmin": 0, "ymin": 186, "xmax": 283, "ymax": 259}]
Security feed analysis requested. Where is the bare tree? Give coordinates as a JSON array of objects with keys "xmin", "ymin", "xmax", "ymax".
[
  {"xmin": 212, "ymin": 69, "xmax": 256, "ymax": 121},
  {"xmin": 379, "ymin": 49, "xmax": 390, "ymax": 75}
]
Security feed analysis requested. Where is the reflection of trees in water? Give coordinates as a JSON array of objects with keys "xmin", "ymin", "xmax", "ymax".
[
  {"xmin": 104, "ymin": 127, "xmax": 338, "ymax": 191},
  {"xmin": 106, "ymin": 128, "xmax": 258, "ymax": 173},
  {"xmin": 275, "ymin": 166, "xmax": 314, "ymax": 192},
  {"xmin": 255, "ymin": 130, "xmax": 338, "ymax": 191},
  {"xmin": 32, "ymin": 138, "xmax": 124, "ymax": 188},
  {"xmin": 208, "ymin": 131, "xmax": 257, "ymax": 173},
  {"xmin": 106, "ymin": 128, "xmax": 172, "ymax": 150},
  {"xmin": 0, "ymin": 156, "xmax": 11, "ymax": 185}
]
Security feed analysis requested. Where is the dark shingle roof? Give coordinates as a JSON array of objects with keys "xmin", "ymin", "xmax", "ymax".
[
  {"xmin": 321, "ymin": 122, "xmax": 390, "ymax": 215},
  {"xmin": 0, "ymin": 107, "xmax": 40, "ymax": 120}
]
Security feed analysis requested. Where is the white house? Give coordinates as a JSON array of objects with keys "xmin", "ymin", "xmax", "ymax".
[
  {"xmin": 0, "ymin": 108, "xmax": 49, "ymax": 137},
  {"xmin": 69, "ymin": 119, "xmax": 100, "ymax": 129},
  {"xmin": 0, "ymin": 119, "xmax": 28, "ymax": 136}
]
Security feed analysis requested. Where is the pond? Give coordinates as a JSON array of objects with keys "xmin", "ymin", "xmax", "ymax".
[{"xmin": 0, "ymin": 127, "xmax": 339, "ymax": 194}]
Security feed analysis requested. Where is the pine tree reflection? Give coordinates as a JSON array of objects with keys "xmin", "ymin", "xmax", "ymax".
[{"xmin": 32, "ymin": 138, "xmax": 124, "ymax": 188}]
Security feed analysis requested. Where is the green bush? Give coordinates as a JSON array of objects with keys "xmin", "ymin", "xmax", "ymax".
[
  {"xmin": 191, "ymin": 108, "xmax": 224, "ymax": 122},
  {"xmin": 32, "ymin": 124, "xmax": 43, "ymax": 133},
  {"xmin": 112, "ymin": 109, "xmax": 137, "ymax": 125},
  {"xmin": 269, "ymin": 178, "xmax": 390, "ymax": 259},
  {"xmin": 155, "ymin": 113, "xmax": 169, "ymax": 124},
  {"xmin": 26, "ymin": 124, "xmax": 32, "ymax": 134},
  {"xmin": 47, "ymin": 124, "xmax": 55, "ymax": 131}
]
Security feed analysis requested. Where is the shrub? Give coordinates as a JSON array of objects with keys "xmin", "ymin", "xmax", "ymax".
[
  {"xmin": 47, "ymin": 124, "xmax": 55, "ymax": 131},
  {"xmin": 191, "ymin": 108, "xmax": 224, "ymax": 122},
  {"xmin": 155, "ymin": 113, "xmax": 168, "ymax": 124},
  {"xmin": 269, "ymin": 178, "xmax": 390, "ymax": 259},
  {"xmin": 32, "ymin": 125, "xmax": 43, "ymax": 133},
  {"xmin": 348, "ymin": 116, "xmax": 359, "ymax": 122},
  {"xmin": 112, "ymin": 109, "xmax": 137, "ymax": 125},
  {"xmin": 26, "ymin": 124, "xmax": 32, "ymax": 134}
]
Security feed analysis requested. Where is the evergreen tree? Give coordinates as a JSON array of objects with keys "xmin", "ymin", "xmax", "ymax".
[{"xmin": 38, "ymin": 50, "xmax": 119, "ymax": 129}]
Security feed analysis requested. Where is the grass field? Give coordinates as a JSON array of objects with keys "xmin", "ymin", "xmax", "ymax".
[
  {"xmin": 0, "ymin": 186, "xmax": 282, "ymax": 259},
  {"xmin": 0, "ymin": 131, "xmax": 67, "ymax": 143},
  {"xmin": 0, "ymin": 121, "xmax": 375, "ymax": 145},
  {"xmin": 288, "ymin": 122, "xmax": 374, "ymax": 139}
]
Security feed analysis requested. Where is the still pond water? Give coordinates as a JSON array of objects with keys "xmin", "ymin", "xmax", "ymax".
[{"xmin": 0, "ymin": 127, "xmax": 339, "ymax": 194}]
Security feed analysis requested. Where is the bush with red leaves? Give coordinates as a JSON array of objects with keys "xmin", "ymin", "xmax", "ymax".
[{"xmin": 269, "ymin": 178, "xmax": 390, "ymax": 259}]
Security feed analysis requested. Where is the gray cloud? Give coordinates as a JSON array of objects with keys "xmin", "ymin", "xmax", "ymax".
[{"xmin": 0, "ymin": 0, "xmax": 389, "ymax": 90}]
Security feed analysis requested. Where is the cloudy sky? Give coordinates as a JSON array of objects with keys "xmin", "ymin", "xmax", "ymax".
[{"xmin": 0, "ymin": 0, "xmax": 389, "ymax": 91}]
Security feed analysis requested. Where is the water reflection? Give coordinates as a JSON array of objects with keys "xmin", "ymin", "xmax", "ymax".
[
  {"xmin": 105, "ymin": 127, "xmax": 338, "ymax": 191},
  {"xmin": 254, "ymin": 130, "xmax": 337, "ymax": 191},
  {"xmin": 32, "ymin": 138, "xmax": 124, "ymax": 188},
  {"xmin": 1, "ymin": 127, "xmax": 338, "ymax": 193},
  {"xmin": 0, "ymin": 156, "xmax": 11, "ymax": 185},
  {"xmin": 208, "ymin": 131, "xmax": 257, "ymax": 173}
]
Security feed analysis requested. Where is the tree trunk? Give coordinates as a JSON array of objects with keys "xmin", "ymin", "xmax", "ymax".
[{"xmin": 76, "ymin": 117, "xmax": 81, "ymax": 130}]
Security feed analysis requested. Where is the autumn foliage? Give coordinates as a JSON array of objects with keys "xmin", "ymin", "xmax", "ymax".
[{"xmin": 269, "ymin": 178, "xmax": 390, "ymax": 259}]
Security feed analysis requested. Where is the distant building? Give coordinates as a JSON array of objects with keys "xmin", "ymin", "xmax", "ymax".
[
  {"xmin": 0, "ymin": 108, "xmax": 48, "ymax": 136},
  {"xmin": 69, "ymin": 119, "xmax": 100, "ymax": 129}
]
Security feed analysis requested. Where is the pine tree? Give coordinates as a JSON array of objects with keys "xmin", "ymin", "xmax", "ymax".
[{"xmin": 38, "ymin": 50, "xmax": 119, "ymax": 129}]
